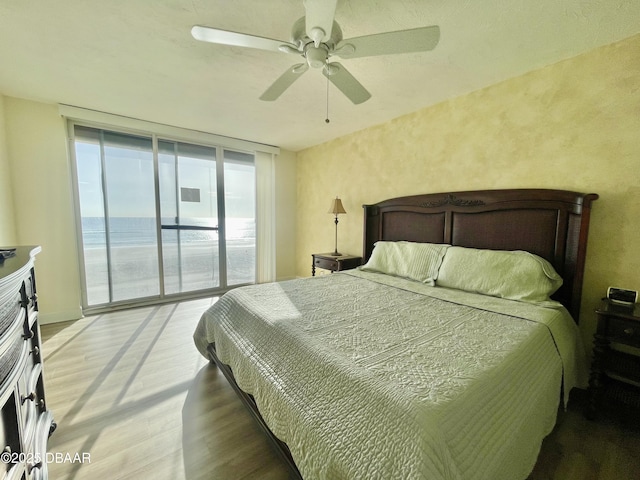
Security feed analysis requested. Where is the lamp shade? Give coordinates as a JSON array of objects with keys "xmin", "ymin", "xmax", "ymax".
[{"xmin": 328, "ymin": 197, "xmax": 346, "ymax": 215}]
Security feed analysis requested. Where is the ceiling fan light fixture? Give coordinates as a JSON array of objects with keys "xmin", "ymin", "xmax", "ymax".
[{"xmin": 305, "ymin": 45, "xmax": 328, "ymax": 68}]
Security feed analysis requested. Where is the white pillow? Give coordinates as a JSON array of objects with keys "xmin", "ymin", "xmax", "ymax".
[
  {"xmin": 436, "ymin": 246, "xmax": 563, "ymax": 303},
  {"xmin": 361, "ymin": 241, "xmax": 449, "ymax": 285}
]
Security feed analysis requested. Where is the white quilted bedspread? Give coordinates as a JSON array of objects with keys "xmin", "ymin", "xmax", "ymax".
[{"xmin": 193, "ymin": 270, "xmax": 588, "ymax": 480}]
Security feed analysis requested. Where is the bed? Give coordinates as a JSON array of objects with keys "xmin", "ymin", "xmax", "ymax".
[{"xmin": 193, "ymin": 188, "xmax": 598, "ymax": 480}]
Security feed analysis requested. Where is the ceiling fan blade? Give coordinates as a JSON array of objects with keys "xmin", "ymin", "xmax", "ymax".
[
  {"xmin": 260, "ymin": 63, "xmax": 310, "ymax": 101},
  {"xmin": 322, "ymin": 63, "xmax": 371, "ymax": 105},
  {"xmin": 335, "ymin": 25, "xmax": 440, "ymax": 59},
  {"xmin": 303, "ymin": 0, "xmax": 338, "ymax": 46},
  {"xmin": 191, "ymin": 25, "xmax": 297, "ymax": 53}
]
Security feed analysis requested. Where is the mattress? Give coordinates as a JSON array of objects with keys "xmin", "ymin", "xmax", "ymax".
[{"xmin": 193, "ymin": 269, "xmax": 588, "ymax": 479}]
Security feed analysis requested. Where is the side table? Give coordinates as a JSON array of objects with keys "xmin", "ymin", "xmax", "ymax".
[
  {"xmin": 311, "ymin": 253, "xmax": 362, "ymax": 276},
  {"xmin": 587, "ymin": 299, "xmax": 640, "ymax": 419}
]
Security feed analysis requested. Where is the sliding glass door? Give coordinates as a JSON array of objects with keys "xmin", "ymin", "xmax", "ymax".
[
  {"xmin": 72, "ymin": 125, "xmax": 255, "ymax": 310},
  {"xmin": 158, "ymin": 141, "xmax": 221, "ymax": 295}
]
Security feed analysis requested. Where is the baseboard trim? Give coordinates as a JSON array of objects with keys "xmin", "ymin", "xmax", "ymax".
[{"xmin": 39, "ymin": 308, "xmax": 83, "ymax": 324}]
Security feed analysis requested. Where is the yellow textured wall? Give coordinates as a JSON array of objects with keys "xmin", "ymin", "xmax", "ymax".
[
  {"xmin": 296, "ymin": 33, "xmax": 640, "ymax": 344},
  {"xmin": 4, "ymin": 98, "xmax": 83, "ymax": 322},
  {"xmin": 275, "ymin": 149, "xmax": 298, "ymax": 281}
]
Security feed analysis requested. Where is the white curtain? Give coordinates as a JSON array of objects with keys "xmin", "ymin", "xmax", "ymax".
[{"xmin": 255, "ymin": 151, "xmax": 276, "ymax": 283}]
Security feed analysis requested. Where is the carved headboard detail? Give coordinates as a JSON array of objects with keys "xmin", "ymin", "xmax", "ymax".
[{"xmin": 363, "ymin": 189, "xmax": 598, "ymax": 321}]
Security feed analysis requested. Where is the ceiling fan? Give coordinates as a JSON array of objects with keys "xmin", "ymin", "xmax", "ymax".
[{"xmin": 191, "ymin": 0, "xmax": 440, "ymax": 105}]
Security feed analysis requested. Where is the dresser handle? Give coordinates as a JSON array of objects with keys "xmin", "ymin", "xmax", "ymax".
[
  {"xmin": 23, "ymin": 331, "xmax": 34, "ymax": 340},
  {"xmin": 624, "ymin": 328, "xmax": 634, "ymax": 336},
  {"xmin": 21, "ymin": 392, "xmax": 36, "ymax": 404}
]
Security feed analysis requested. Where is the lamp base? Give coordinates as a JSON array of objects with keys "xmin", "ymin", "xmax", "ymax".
[{"xmin": 331, "ymin": 251, "xmax": 342, "ymax": 257}]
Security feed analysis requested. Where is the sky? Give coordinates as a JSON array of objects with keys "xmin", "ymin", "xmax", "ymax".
[{"xmin": 75, "ymin": 140, "xmax": 255, "ymax": 221}]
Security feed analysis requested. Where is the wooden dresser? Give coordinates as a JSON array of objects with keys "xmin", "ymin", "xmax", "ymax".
[{"xmin": 0, "ymin": 246, "xmax": 55, "ymax": 479}]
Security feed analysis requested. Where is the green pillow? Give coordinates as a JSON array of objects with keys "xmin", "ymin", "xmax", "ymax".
[
  {"xmin": 436, "ymin": 246, "xmax": 563, "ymax": 303},
  {"xmin": 361, "ymin": 241, "xmax": 449, "ymax": 285}
]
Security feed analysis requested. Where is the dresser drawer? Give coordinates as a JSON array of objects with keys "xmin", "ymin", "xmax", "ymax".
[
  {"xmin": 18, "ymin": 363, "xmax": 43, "ymax": 450},
  {"xmin": 0, "ymin": 324, "xmax": 27, "ymax": 390},
  {"xmin": 314, "ymin": 257, "xmax": 339, "ymax": 271},
  {"xmin": 0, "ymin": 293, "xmax": 22, "ymax": 340},
  {"xmin": 604, "ymin": 349, "xmax": 640, "ymax": 384},
  {"xmin": 312, "ymin": 254, "xmax": 362, "ymax": 275},
  {"xmin": 608, "ymin": 317, "xmax": 640, "ymax": 348}
]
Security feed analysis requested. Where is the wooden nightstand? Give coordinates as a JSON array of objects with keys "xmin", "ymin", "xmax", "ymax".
[
  {"xmin": 587, "ymin": 299, "xmax": 640, "ymax": 419},
  {"xmin": 311, "ymin": 253, "xmax": 362, "ymax": 276}
]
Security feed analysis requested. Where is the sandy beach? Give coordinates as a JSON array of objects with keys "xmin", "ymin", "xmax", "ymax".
[{"xmin": 82, "ymin": 238, "xmax": 255, "ymax": 305}]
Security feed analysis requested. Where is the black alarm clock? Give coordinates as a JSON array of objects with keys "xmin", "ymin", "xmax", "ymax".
[{"xmin": 607, "ymin": 287, "xmax": 638, "ymax": 306}]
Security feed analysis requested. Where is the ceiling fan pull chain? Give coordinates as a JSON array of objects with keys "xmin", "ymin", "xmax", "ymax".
[{"xmin": 325, "ymin": 75, "xmax": 330, "ymax": 124}]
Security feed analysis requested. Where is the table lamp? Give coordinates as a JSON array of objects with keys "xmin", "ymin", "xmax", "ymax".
[{"xmin": 328, "ymin": 197, "xmax": 346, "ymax": 256}]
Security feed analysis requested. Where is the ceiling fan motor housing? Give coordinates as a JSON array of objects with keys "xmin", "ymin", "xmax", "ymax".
[{"xmin": 291, "ymin": 17, "xmax": 342, "ymax": 50}]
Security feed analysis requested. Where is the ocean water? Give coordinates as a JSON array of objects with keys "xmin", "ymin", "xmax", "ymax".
[{"xmin": 81, "ymin": 216, "xmax": 255, "ymax": 246}]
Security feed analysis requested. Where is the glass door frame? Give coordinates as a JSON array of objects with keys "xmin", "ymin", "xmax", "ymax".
[{"xmin": 69, "ymin": 122, "xmax": 253, "ymax": 314}]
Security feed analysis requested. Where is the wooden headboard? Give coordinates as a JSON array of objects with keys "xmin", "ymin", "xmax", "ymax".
[{"xmin": 363, "ymin": 189, "xmax": 598, "ymax": 321}]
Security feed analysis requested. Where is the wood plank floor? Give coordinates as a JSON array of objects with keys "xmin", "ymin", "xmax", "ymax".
[{"xmin": 40, "ymin": 298, "xmax": 640, "ymax": 479}]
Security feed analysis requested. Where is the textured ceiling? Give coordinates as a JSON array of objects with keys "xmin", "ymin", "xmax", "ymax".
[{"xmin": 0, "ymin": 0, "xmax": 638, "ymax": 152}]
